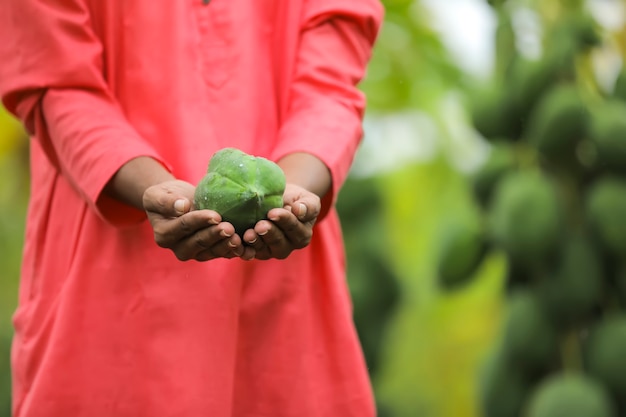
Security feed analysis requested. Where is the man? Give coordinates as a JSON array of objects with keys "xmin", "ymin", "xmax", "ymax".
[{"xmin": 0, "ymin": 1, "xmax": 383, "ymax": 416}]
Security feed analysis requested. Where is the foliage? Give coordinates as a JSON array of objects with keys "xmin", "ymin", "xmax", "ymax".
[
  {"xmin": 1, "ymin": 0, "xmax": 624, "ymax": 416},
  {"xmin": 0, "ymin": 107, "xmax": 28, "ymax": 417},
  {"xmin": 354, "ymin": 0, "xmax": 626, "ymax": 416},
  {"xmin": 359, "ymin": 0, "xmax": 465, "ymax": 113},
  {"xmin": 452, "ymin": 1, "xmax": 626, "ymax": 416},
  {"xmin": 367, "ymin": 158, "xmax": 506, "ymax": 417},
  {"xmin": 350, "ymin": 1, "xmax": 508, "ymax": 416}
]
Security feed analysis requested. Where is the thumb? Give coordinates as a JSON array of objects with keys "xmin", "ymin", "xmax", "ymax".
[
  {"xmin": 173, "ymin": 198, "xmax": 191, "ymax": 216},
  {"xmin": 142, "ymin": 184, "xmax": 192, "ymax": 217},
  {"xmin": 294, "ymin": 202, "xmax": 307, "ymax": 220},
  {"xmin": 293, "ymin": 200, "xmax": 320, "ymax": 223}
]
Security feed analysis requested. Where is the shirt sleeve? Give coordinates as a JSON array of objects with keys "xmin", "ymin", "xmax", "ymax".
[
  {"xmin": 271, "ymin": 0, "xmax": 384, "ymax": 220},
  {"xmin": 0, "ymin": 0, "xmax": 171, "ymax": 226}
]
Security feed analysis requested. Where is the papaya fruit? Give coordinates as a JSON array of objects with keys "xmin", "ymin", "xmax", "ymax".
[
  {"xmin": 507, "ymin": 58, "xmax": 559, "ymax": 128},
  {"xmin": 194, "ymin": 148, "xmax": 286, "ymax": 235},
  {"xmin": 585, "ymin": 177, "xmax": 626, "ymax": 257},
  {"xmin": 525, "ymin": 84, "xmax": 589, "ymax": 164},
  {"xmin": 524, "ymin": 373, "xmax": 616, "ymax": 417},
  {"xmin": 470, "ymin": 83, "xmax": 518, "ymax": 141},
  {"xmin": 479, "ymin": 348, "xmax": 531, "ymax": 417},
  {"xmin": 506, "ymin": 51, "xmax": 575, "ymax": 132},
  {"xmin": 436, "ymin": 219, "xmax": 488, "ymax": 290},
  {"xmin": 588, "ymin": 100, "xmax": 626, "ymax": 172},
  {"xmin": 538, "ymin": 234, "xmax": 604, "ymax": 326},
  {"xmin": 501, "ymin": 290, "xmax": 559, "ymax": 372},
  {"xmin": 336, "ymin": 175, "xmax": 381, "ymax": 224},
  {"xmin": 489, "ymin": 170, "xmax": 562, "ymax": 264},
  {"xmin": 584, "ymin": 315, "xmax": 626, "ymax": 406},
  {"xmin": 471, "ymin": 142, "xmax": 517, "ymax": 207}
]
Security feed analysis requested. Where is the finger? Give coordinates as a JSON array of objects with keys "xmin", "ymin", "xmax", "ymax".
[
  {"xmin": 289, "ymin": 202, "xmax": 315, "ymax": 223},
  {"xmin": 194, "ymin": 237, "xmax": 241, "ymax": 261},
  {"xmin": 293, "ymin": 202, "xmax": 308, "ymax": 221},
  {"xmin": 175, "ymin": 223, "xmax": 241, "ymax": 261},
  {"xmin": 255, "ymin": 221, "xmax": 291, "ymax": 259},
  {"xmin": 143, "ymin": 186, "xmax": 191, "ymax": 218},
  {"xmin": 174, "ymin": 199, "xmax": 191, "ymax": 216},
  {"xmin": 242, "ymin": 226, "xmax": 270, "ymax": 259},
  {"xmin": 274, "ymin": 201, "xmax": 318, "ymax": 225},
  {"xmin": 242, "ymin": 228, "xmax": 258, "ymax": 246},
  {"xmin": 269, "ymin": 210, "xmax": 312, "ymax": 249},
  {"xmin": 153, "ymin": 211, "xmax": 221, "ymax": 249},
  {"xmin": 249, "ymin": 236, "xmax": 272, "ymax": 260},
  {"xmin": 171, "ymin": 224, "xmax": 227, "ymax": 261},
  {"xmin": 239, "ymin": 246, "xmax": 256, "ymax": 261}
]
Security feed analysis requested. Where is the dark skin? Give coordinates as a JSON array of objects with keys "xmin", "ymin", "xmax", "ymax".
[{"xmin": 104, "ymin": 152, "xmax": 330, "ymax": 261}]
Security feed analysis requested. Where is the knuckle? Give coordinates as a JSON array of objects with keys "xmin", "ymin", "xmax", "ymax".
[
  {"xmin": 142, "ymin": 187, "xmax": 157, "ymax": 210},
  {"xmin": 275, "ymin": 251, "xmax": 290, "ymax": 260},
  {"xmin": 178, "ymin": 216, "xmax": 192, "ymax": 234},
  {"xmin": 196, "ymin": 249, "xmax": 217, "ymax": 262},
  {"xmin": 263, "ymin": 235, "xmax": 281, "ymax": 247},
  {"xmin": 291, "ymin": 227, "xmax": 312, "ymax": 249},
  {"xmin": 154, "ymin": 233, "xmax": 169, "ymax": 248},
  {"xmin": 286, "ymin": 217, "xmax": 301, "ymax": 231},
  {"xmin": 174, "ymin": 250, "xmax": 191, "ymax": 261},
  {"xmin": 296, "ymin": 236, "xmax": 311, "ymax": 249},
  {"xmin": 194, "ymin": 233, "xmax": 210, "ymax": 249},
  {"xmin": 254, "ymin": 250, "xmax": 270, "ymax": 260}
]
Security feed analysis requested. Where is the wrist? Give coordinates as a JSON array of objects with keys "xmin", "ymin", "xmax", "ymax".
[
  {"xmin": 104, "ymin": 156, "xmax": 175, "ymax": 210},
  {"xmin": 277, "ymin": 152, "xmax": 331, "ymax": 199}
]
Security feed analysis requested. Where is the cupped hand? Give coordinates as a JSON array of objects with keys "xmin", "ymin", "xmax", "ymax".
[
  {"xmin": 142, "ymin": 180, "xmax": 253, "ymax": 261},
  {"xmin": 242, "ymin": 183, "xmax": 321, "ymax": 260}
]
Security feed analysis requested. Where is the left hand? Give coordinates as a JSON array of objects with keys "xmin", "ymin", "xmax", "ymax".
[
  {"xmin": 143, "ymin": 180, "xmax": 252, "ymax": 261},
  {"xmin": 241, "ymin": 183, "xmax": 321, "ymax": 260}
]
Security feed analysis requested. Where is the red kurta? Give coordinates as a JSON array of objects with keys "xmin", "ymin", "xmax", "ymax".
[{"xmin": 0, "ymin": 1, "xmax": 383, "ymax": 416}]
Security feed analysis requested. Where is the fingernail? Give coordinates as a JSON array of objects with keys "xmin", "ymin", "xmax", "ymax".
[
  {"xmin": 258, "ymin": 230, "xmax": 268, "ymax": 236},
  {"xmin": 247, "ymin": 238, "xmax": 257, "ymax": 245},
  {"xmin": 228, "ymin": 239, "xmax": 237, "ymax": 248},
  {"xmin": 174, "ymin": 199, "xmax": 187, "ymax": 215},
  {"xmin": 221, "ymin": 230, "xmax": 232, "ymax": 238},
  {"xmin": 298, "ymin": 203, "xmax": 307, "ymax": 219}
]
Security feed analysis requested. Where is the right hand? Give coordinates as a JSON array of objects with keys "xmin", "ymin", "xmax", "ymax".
[{"xmin": 142, "ymin": 180, "xmax": 253, "ymax": 261}]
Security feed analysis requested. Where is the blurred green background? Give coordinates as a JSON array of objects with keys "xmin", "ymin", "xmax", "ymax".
[{"xmin": 1, "ymin": 0, "xmax": 626, "ymax": 416}]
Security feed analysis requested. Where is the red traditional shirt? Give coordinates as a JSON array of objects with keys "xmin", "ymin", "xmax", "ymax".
[{"xmin": 0, "ymin": 1, "xmax": 383, "ymax": 416}]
